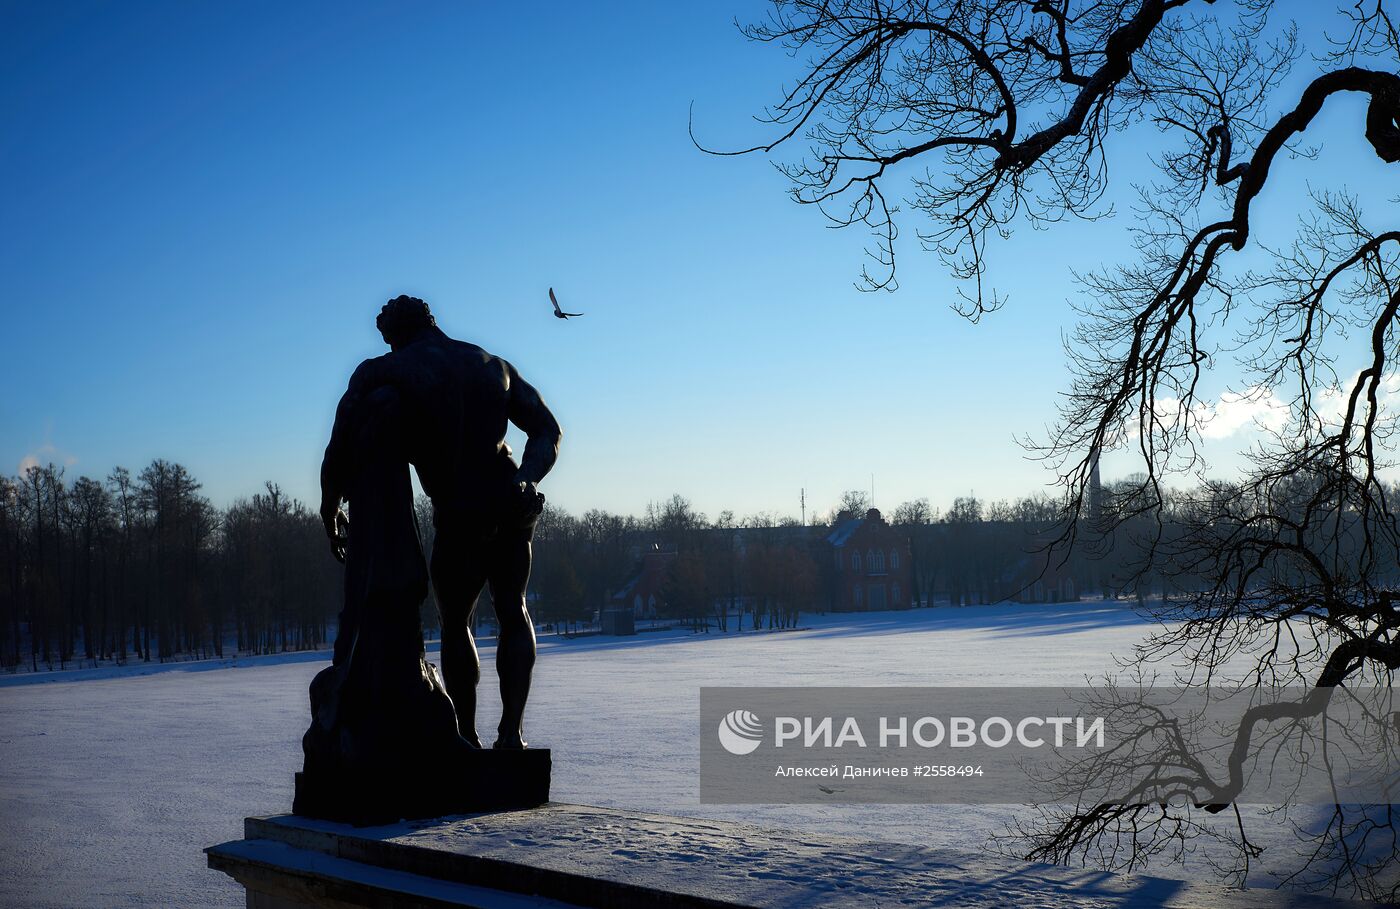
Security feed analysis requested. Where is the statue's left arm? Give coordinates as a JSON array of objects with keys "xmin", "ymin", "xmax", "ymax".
[
  {"xmin": 319, "ymin": 359, "xmax": 376, "ymax": 561},
  {"xmin": 504, "ymin": 360, "xmax": 561, "ymax": 489}
]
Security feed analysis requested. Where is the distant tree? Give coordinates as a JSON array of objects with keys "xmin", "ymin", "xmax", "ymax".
[
  {"xmin": 891, "ymin": 498, "xmax": 934, "ymax": 526},
  {"xmin": 221, "ymin": 481, "xmax": 334, "ymax": 655},
  {"xmin": 706, "ymin": 511, "xmax": 741, "ymax": 631},
  {"xmin": 0, "ymin": 463, "xmax": 346, "ymax": 668},
  {"xmin": 578, "ymin": 508, "xmax": 637, "ymax": 618},
  {"xmin": 892, "ymin": 498, "xmax": 935, "ymax": 606},
  {"xmin": 64, "ymin": 476, "xmax": 113, "ymax": 664},
  {"xmin": 135, "ymin": 460, "xmax": 207, "ymax": 659},
  {"xmin": 745, "ymin": 542, "xmax": 818, "ymax": 629},
  {"xmin": 647, "ymin": 493, "xmax": 707, "ymax": 543},
  {"xmin": 906, "ymin": 527, "xmax": 936, "ymax": 608},
  {"xmin": 0, "ymin": 477, "xmax": 17, "ymax": 668},
  {"xmin": 940, "ymin": 495, "xmax": 990, "ymax": 605},
  {"xmin": 984, "ymin": 499, "xmax": 1015, "ymax": 522},
  {"xmin": 531, "ymin": 504, "xmax": 588, "ymax": 629},
  {"xmin": 662, "ymin": 551, "xmax": 712, "ymax": 631},
  {"xmin": 20, "ymin": 464, "xmax": 66, "ymax": 668},
  {"xmin": 837, "ymin": 489, "xmax": 870, "ymax": 516},
  {"xmin": 742, "ymin": 510, "xmax": 780, "ymax": 529},
  {"xmin": 946, "ymin": 496, "xmax": 982, "ymax": 524},
  {"xmin": 106, "ymin": 466, "xmax": 137, "ymax": 661},
  {"xmin": 534, "ymin": 553, "xmax": 586, "ymax": 628},
  {"xmin": 1010, "ymin": 494, "xmax": 1058, "ymax": 525}
]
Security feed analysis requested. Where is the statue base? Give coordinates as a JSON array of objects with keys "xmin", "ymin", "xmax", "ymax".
[{"xmin": 291, "ymin": 748, "xmax": 550, "ymax": 827}]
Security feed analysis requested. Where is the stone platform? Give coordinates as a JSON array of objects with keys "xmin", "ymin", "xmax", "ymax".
[
  {"xmin": 206, "ymin": 804, "xmax": 1374, "ymax": 909},
  {"xmin": 292, "ymin": 749, "xmax": 550, "ymax": 827}
]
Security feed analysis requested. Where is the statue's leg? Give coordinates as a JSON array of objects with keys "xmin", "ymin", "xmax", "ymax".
[
  {"xmin": 488, "ymin": 529, "xmax": 535, "ymax": 748},
  {"xmin": 431, "ymin": 527, "xmax": 488, "ymax": 748}
]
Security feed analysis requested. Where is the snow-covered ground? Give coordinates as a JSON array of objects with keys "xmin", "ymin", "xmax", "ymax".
[{"xmin": 0, "ymin": 602, "xmax": 1330, "ymax": 907}]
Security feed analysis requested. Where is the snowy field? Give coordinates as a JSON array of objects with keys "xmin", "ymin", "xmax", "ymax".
[{"xmin": 0, "ymin": 601, "xmax": 1335, "ymax": 907}]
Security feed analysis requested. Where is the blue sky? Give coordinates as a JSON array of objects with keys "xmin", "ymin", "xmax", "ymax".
[{"xmin": 3, "ymin": 1, "xmax": 1396, "ymax": 519}]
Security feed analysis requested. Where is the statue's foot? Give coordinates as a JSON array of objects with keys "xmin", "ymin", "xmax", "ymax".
[
  {"xmin": 461, "ymin": 729, "xmax": 483, "ymax": 749},
  {"xmin": 492, "ymin": 735, "xmax": 527, "ymax": 749}
]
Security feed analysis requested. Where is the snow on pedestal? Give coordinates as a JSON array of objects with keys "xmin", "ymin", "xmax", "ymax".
[{"xmin": 206, "ymin": 804, "xmax": 1367, "ymax": 909}]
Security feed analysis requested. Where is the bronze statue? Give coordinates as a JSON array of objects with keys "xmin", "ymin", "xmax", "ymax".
[
  {"xmin": 299, "ymin": 294, "xmax": 557, "ymax": 817},
  {"xmin": 319, "ymin": 294, "xmax": 561, "ymax": 749},
  {"xmin": 295, "ymin": 295, "xmax": 558, "ymax": 824}
]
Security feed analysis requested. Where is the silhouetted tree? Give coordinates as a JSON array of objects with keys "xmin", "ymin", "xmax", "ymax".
[
  {"xmin": 662, "ymin": 551, "xmax": 712, "ymax": 630},
  {"xmin": 0, "ymin": 477, "xmax": 17, "ymax": 668},
  {"xmin": 532, "ymin": 504, "xmax": 590, "ymax": 628},
  {"xmin": 727, "ymin": 0, "xmax": 1400, "ymax": 896},
  {"xmin": 745, "ymin": 541, "xmax": 818, "ymax": 629},
  {"xmin": 578, "ymin": 508, "xmax": 637, "ymax": 624},
  {"xmin": 838, "ymin": 489, "xmax": 870, "ymax": 516}
]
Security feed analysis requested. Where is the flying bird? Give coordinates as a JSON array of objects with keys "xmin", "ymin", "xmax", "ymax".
[{"xmin": 549, "ymin": 287, "xmax": 584, "ymax": 319}]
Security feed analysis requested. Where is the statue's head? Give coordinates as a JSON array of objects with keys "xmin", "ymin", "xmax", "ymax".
[{"xmin": 376, "ymin": 295, "xmax": 436, "ymax": 349}]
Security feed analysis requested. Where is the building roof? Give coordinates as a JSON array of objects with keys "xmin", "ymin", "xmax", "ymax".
[
  {"xmin": 825, "ymin": 508, "xmax": 894, "ymax": 547},
  {"xmin": 612, "ymin": 574, "xmax": 641, "ymax": 601},
  {"xmin": 825, "ymin": 517, "xmax": 863, "ymax": 547}
]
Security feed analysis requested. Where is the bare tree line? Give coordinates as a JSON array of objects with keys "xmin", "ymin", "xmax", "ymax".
[
  {"xmin": 530, "ymin": 485, "xmax": 1242, "ymax": 633},
  {"xmin": 12, "ymin": 454, "xmax": 1371, "ymax": 674},
  {"xmin": 0, "ymin": 461, "xmax": 337, "ymax": 671},
  {"xmin": 2, "ymin": 461, "xmax": 1151, "ymax": 671}
]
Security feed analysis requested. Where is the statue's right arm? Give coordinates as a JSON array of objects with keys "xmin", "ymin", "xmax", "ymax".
[{"xmin": 505, "ymin": 360, "xmax": 562, "ymax": 488}]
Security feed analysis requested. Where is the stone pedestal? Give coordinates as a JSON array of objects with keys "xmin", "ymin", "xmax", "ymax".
[
  {"xmin": 292, "ymin": 749, "xmax": 550, "ymax": 827},
  {"xmin": 206, "ymin": 804, "xmax": 1364, "ymax": 909}
]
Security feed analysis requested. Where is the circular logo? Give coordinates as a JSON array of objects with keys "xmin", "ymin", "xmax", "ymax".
[{"xmin": 717, "ymin": 709, "xmax": 763, "ymax": 755}]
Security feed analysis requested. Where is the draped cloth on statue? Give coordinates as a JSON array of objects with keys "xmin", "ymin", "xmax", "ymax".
[
  {"xmin": 297, "ymin": 385, "xmax": 472, "ymax": 819},
  {"xmin": 334, "ymin": 384, "xmax": 431, "ymax": 669}
]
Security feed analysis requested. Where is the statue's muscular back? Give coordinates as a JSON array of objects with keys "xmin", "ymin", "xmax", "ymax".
[
  {"xmin": 374, "ymin": 327, "xmax": 511, "ymax": 514},
  {"xmin": 346, "ymin": 325, "xmax": 559, "ymax": 527}
]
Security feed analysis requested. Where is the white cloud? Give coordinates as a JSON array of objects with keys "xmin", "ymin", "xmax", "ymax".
[
  {"xmin": 1195, "ymin": 386, "xmax": 1290, "ymax": 440},
  {"xmin": 1313, "ymin": 372, "xmax": 1400, "ymax": 426},
  {"xmin": 16, "ymin": 439, "xmax": 77, "ymax": 477}
]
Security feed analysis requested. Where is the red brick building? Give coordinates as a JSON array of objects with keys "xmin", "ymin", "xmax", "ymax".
[
  {"xmin": 611, "ymin": 543, "xmax": 676, "ymax": 618},
  {"xmin": 825, "ymin": 508, "xmax": 913, "ymax": 611}
]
